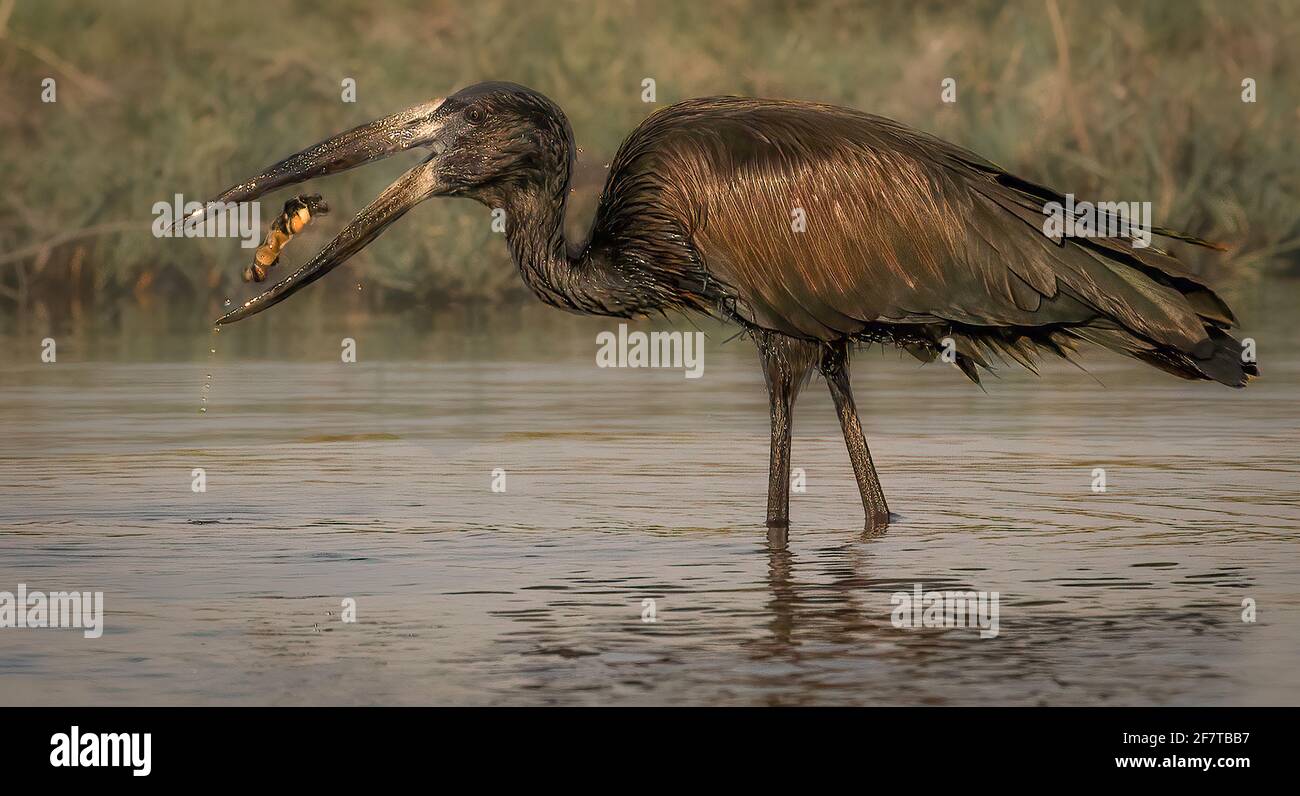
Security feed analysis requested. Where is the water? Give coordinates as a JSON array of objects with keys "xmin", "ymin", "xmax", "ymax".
[{"xmin": 1, "ymin": 285, "xmax": 1297, "ymax": 705}]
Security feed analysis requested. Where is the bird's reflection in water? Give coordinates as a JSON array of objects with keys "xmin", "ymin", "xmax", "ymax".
[{"xmin": 750, "ymin": 524, "xmax": 885, "ymax": 662}]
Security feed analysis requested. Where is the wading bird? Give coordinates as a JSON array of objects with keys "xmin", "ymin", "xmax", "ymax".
[{"xmin": 188, "ymin": 81, "xmax": 1255, "ymax": 532}]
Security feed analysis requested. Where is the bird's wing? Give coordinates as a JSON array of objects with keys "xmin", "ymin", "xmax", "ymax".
[{"xmin": 615, "ymin": 98, "xmax": 1234, "ymax": 358}]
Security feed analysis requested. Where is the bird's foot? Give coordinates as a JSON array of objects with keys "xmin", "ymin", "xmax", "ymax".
[
  {"xmin": 864, "ymin": 508, "xmax": 892, "ymax": 537},
  {"xmin": 766, "ymin": 524, "xmax": 790, "ymax": 550}
]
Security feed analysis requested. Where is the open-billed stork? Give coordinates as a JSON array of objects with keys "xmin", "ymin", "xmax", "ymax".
[{"xmin": 184, "ymin": 81, "xmax": 1255, "ymax": 531}]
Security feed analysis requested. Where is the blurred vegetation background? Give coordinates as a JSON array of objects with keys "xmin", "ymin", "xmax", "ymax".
[{"xmin": 1, "ymin": 0, "xmax": 1297, "ymax": 325}]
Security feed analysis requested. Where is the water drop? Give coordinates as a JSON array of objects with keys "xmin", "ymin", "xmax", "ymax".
[{"xmin": 223, "ymin": 299, "xmax": 232, "ymax": 307}]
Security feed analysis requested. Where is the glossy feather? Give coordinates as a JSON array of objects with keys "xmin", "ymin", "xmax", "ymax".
[{"xmin": 589, "ymin": 97, "xmax": 1255, "ymax": 386}]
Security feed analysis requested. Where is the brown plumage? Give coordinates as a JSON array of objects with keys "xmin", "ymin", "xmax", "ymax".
[
  {"xmin": 192, "ymin": 82, "xmax": 1255, "ymax": 531},
  {"xmin": 589, "ymin": 96, "xmax": 1253, "ymax": 389}
]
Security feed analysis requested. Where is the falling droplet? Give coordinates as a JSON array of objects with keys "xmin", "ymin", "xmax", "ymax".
[
  {"xmin": 223, "ymin": 299, "xmax": 232, "ymax": 307},
  {"xmin": 202, "ymin": 327, "xmax": 219, "ymax": 415}
]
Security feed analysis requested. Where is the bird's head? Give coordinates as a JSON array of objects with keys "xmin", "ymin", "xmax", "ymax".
[
  {"xmin": 188, "ymin": 81, "xmax": 573, "ymax": 325},
  {"xmin": 435, "ymin": 82, "xmax": 575, "ymax": 205}
]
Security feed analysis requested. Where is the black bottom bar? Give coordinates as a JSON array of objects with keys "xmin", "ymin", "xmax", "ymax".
[{"xmin": 9, "ymin": 706, "xmax": 1285, "ymax": 783}]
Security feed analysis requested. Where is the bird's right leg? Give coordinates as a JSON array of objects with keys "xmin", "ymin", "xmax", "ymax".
[
  {"xmin": 757, "ymin": 332, "xmax": 817, "ymax": 527},
  {"xmin": 819, "ymin": 340, "xmax": 891, "ymax": 532}
]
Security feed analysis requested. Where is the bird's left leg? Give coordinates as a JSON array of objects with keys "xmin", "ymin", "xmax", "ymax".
[
  {"xmin": 757, "ymin": 331, "xmax": 818, "ymax": 527},
  {"xmin": 819, "ymin": 340, "xmax": 891, "ymax": 532}
]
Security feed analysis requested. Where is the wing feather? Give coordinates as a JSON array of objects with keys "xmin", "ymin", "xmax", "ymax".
[{"xmin": 591, "ymin": 97, "xmax": 1253, "ymax": 386}]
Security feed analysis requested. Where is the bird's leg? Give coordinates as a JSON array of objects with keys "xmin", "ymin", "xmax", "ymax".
[
  {"xmin": 819, "ymin": 341, "xmax": 891, "ymax": 531},
  {"xmin": 757, "ymin": 332, "xmax": 817, "ymax": 527}
]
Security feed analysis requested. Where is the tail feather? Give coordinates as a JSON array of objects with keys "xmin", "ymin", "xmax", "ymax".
[
  {"xmin": 907, "ymin": 318, "xmax": 1257, "ymax": 390},
  {"xmin": 1065, "ymin": 323, "xmax": 1252, "ymax": 387},
  {"xmin": 985, "ymin": 176, "xmax": 1252, "ymax": 387},
  {"xmin": 1150, "ymin": 225, "xmax": 1228, "ymax": 252},
  {"xmin": 883, "ymin": 164, "xmax": 1254, "ymax": 388}
]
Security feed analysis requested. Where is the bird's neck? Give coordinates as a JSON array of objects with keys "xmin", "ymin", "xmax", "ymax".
[{"xmin": 495, "ymin": 174, "xmax": 644, "ymax": 319}]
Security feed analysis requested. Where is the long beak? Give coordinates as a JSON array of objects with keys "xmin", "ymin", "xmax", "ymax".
[{"xmin": 194, "ymin": 99, "xmax": 447, "ymax": 324}]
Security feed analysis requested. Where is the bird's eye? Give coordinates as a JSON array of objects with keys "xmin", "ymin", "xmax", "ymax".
[{"xmin": 465, "ymin": 106, "xmax": 484, "ymax": 125}]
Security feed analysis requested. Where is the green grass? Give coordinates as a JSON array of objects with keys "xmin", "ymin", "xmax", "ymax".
[{"xmin": 2, "ymin": 0, "xmax": 1297, "ymax": 316}]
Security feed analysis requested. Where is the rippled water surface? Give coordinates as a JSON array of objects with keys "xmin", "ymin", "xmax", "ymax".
[{"xmin": 1, "ymin": 285, "xmax": 1297, "ymax": 705}]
